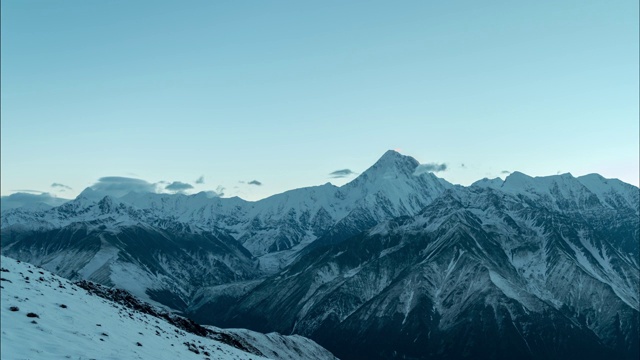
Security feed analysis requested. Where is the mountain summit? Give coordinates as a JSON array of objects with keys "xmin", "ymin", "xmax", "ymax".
[{"xmin": 365, "ymin": 149, "xmax": 420, "ymax": 175}]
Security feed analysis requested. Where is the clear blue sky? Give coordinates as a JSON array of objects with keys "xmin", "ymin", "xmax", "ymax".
[{"xmin": 2, "ymin": 0, "xmax": 638, "ymax": 201}]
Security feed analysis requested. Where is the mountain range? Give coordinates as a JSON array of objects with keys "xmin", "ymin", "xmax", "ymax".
[{"xmin": 2, "ymin": 150, "xmax": 638, "ymax": 359}]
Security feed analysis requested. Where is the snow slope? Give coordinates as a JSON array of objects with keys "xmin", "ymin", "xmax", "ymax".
[{"xmin": 0, "ymin": 256, "xmax": 337, "ymax": 360}]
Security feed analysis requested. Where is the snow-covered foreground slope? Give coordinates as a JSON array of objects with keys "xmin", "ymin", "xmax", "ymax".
[
  {"xmin": 205, "ymin": 326, "xmax": 338, "ymax": 360},
  {"xmin": 0, "ymin": 256, "xmax": 337, "ymax": 360}
]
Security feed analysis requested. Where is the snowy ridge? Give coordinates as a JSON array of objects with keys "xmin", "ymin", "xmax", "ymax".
[
  {"xmin": 1, "ymin": 151, "xmax": 454, "ymax": 268},
  {"xmin": 471, "ymin": 171, "xmax": 639, "ymax": 214},
  {"xmin": 577, "ymin": 173, "xmax": 640, "ymax": 213}
]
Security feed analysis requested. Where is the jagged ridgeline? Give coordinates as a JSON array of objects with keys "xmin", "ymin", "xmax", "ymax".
[{"xmin": 2, "ymin": 150, "xmax": 639, "ymax": 360}]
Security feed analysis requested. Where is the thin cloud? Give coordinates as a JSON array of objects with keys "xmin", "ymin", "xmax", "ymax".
[
  {"xmin": 165, "ymin": 181, "xmax": 194, "ymax": 192},
  {"xmin": 215, "ymin": 185, "xmax": 225, "ymax": 197},
  {"xmin": 248, "ymin": 180, "xmax": 262, "ymax": 186},
  {"xmin": 10, "ymin": 189, "xmax": 45, "ymax": 194},
  {"xmin": 414, "ymin": 163, "xmax": 447, "ymax": 176},
  {"xmin": 51, "ymin": 183, "xmax": 72, "ymax": 190},
  {"xmin": 329, "ymin": 169, "xmax": 357, "ymax": 178},
  {"xmin": 91, "ymin": 176, "xmax": 157, "ymax": 197},
  {"xmin": 1, "ymin": 192, "xmax": 70, "ymax": 210},
  {"xmin": 195, "ymin": 186, "xmax": 225, "ymax": 198},
  {"xmin": 201, "ymin": 191, "xmax": 221, "ymax": 198},
  {"xmin": 195, "ymin": 176, "xmax": 205, "ymax": 184}
]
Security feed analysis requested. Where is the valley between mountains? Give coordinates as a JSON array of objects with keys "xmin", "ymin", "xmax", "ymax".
[{"xmin": 2, "ymin": 150, "xmax": 638, "ymax": 359}]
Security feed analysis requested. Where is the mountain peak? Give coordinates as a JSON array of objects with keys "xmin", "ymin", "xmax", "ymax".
[
  {"xmin": 77, "ymin": 187, "xmax": 98, "ymax": 199},
  {"xmin": 379, "ymin": 149, "xmax": 411, "ymax": 160},
  {"xmin": 369, "ymin": 150, "xmax": 420, "ymax": 173},
  {"xmin": 578, "ymin": 173, "xmax": 607, "ymax": 182},
  {"xmin": 471, "ymin": 177, "xmax": 504, "ymax": 189},
  {"xmin": 381, "ymin": 149, "xmax": 403, "ymax": 157},
  {"xmin": 502, "ymin": 171, "xmax": 534, "ymax": 188}
]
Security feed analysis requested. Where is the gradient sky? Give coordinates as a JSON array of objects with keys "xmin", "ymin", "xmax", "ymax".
[{"xmin": 2, "ymin": 0, "xmax": 638, "ymax": 201}]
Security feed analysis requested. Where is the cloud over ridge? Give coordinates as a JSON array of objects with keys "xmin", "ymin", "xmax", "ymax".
[
  {"xmin": 329, "ymin": 169, "xmax": 357, "ymax": 178},
  {"xmin": 165, "ymin": 181, "xmax": 194, "ymax": 192}
]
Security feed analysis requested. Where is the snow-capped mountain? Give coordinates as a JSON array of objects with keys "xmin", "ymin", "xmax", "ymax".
[
  {"xmin": 2, "ymin": 151, "xmax": 452, "ymax": 260},
  {"xmin": 1, "ymin": 150, "xmax": 638, "ymax": 360},
  {"xmin": 472, "ymin": 171, "xmax": 639, "ymax": 214},
  {"xmin": 1, "ymin": 151, "xmax": 453, "ymax": 307},
  {"xmin": 0, "ymin": 256, "xmax": 337, "ymax": 360},
  {"xmin": 210, "ymin": 185, "xmax": 638, "ymax": 359}
]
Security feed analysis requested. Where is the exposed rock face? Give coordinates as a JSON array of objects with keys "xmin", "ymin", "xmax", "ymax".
[{"xmin": 209, "ymin": 185, "xmax": 639, "ymax": 360}]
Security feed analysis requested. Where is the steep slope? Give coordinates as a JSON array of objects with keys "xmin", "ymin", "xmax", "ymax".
[
  {"xmin": 210, "ymin": 186, "xmax": 639, "ymax": 360},
  {"xmin": 0, "ymin": 256, "xmax": 337, "ymax": 360},
  {"xmin": 577, "ymin": 173, "xmax": 639, "ymax": 213},
  {"xmin": 1, "ymin": 207, "xmax": 259, "ymax": 311},
  {"xmin": 472, "ymin": 171, "xmax": 640, "ymax": 256}
]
